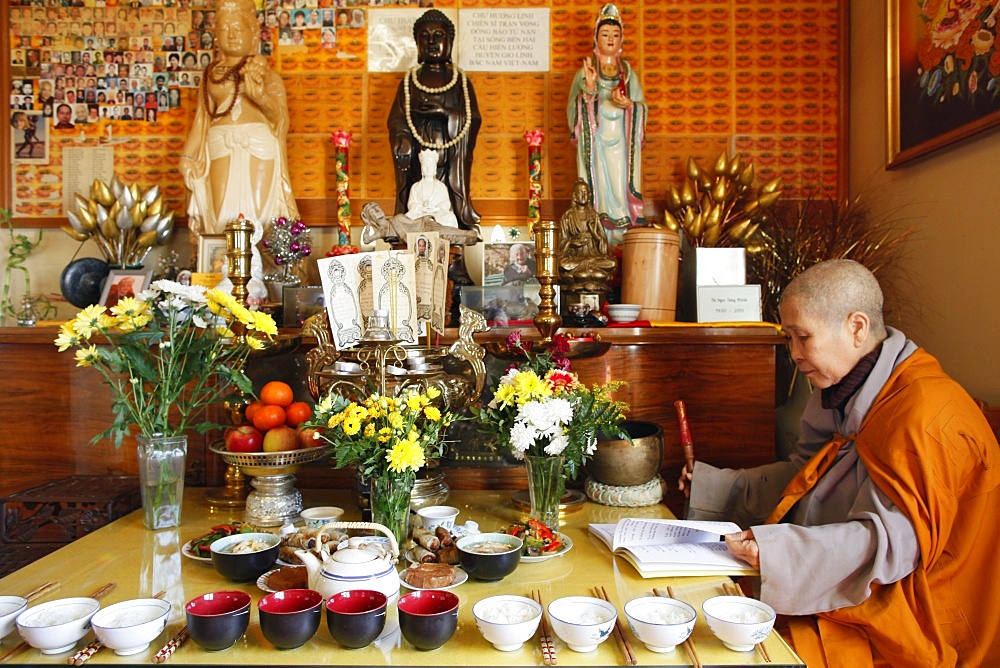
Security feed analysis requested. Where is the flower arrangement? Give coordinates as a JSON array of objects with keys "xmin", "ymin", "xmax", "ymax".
[
  {"xmin": 310, "ymin": 386, "xmax": 460, "ymax": 479},
  {"xmin": 54, "ymin": 280, "xmax": 277, "ymax": 446},
  {"xmin": 475, "ymin": 331, "xmax": 630, "ymax": 481}
]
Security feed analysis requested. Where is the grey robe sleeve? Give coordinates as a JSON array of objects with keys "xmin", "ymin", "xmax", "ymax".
[
  {"xmin": 753, "ymin": 470, "xmax": 920, "ymax": 616},
  {"xmin": 686, "ymin": 461, "xmax": 800, "ymax": 528}
]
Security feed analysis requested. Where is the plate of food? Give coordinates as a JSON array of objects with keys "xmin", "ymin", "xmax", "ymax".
[
  {"xmin": 183, "ymin": 522, "xmax": 260, "ymax": 562},
  {"xmin": 504, "ymin": 520, "xmax": 573, "ymax": 563},
  {"xmin": 520, "ymin": 533, "xmax": 573, "ymax": 563},
  {"xmin": 182, "ymin": 540, "xmax": 212, "ymax": 563},
  {"xmin": 257, "ymin": 565, "xmax": 309, "ymax": 594},
  {"xmin": 406, "ymin": 526, "xmax": 461, "ymax": 565},
  {"xmin": 399, "ymin": 563, "xmax": 467, "ymax": 591}
]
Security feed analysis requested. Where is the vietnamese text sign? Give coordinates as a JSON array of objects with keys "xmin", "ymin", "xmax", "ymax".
[{"xmin": 457, "ymin": 9, "xmax": 550, "ymax": 72}]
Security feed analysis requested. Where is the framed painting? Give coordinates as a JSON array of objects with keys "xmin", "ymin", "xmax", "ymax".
[
  {"xmin": 887, "ymin": 0, "xmax": 1000, "ymax": 167},
  {"xmin": 197, "ymin": 235, "xmax": 227, "ymax": 274},
  {"xmin": 482, "ymin": 242, "xmax": 539, "ymax": 287},
  {"xmin": 99, "ymin": 269, "xmax": 153, "ymax": 308}
]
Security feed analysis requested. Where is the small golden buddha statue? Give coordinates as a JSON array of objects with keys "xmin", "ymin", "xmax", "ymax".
[{"xmin": 558, "ymin": 179, "xmax": 617, "ymax": 295}]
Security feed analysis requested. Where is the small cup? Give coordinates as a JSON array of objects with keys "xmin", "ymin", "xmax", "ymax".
[
  {"xmin": 398, "ymin": 590, "xmax": 459, "ymax": 651},
  {"xmin": 416, "ymin": 505, "xmax": 459, "ymax": 532},
  {"xmin": 185, "ymin": 591, "xmax": 252, "ymax": 652},
  {"xmin": 299, "ymin": 506, "xmax": 345, "ymax": 528},
  {"xmin": 325, "ymin": 589, "xmax": 388, "ymax": 649},
  {"xmin": 258, "ymin": 589, "xmax": 323, "ymax": 650}
]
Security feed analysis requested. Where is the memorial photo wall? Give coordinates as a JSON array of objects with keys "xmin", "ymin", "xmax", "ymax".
[{"xmin": 6, "ymin": 0, "xmax": 843, "ymax": 226}]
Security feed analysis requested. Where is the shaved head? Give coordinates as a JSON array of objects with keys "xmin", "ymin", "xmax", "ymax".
[{"xmin": 780, "ymin": 259, "xmax": 886, "ymax": 339}]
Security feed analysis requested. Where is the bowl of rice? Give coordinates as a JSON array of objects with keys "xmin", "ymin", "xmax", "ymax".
[
  {"xmin": 472, "ymin": 595, "xmax": 542, "ymax": 651},
  {"xmin": 702, "ymin": 595, "xmax": 775, "ymax": 652},
  {"xmin": 547, "ymin": 595, "xmax": 617, "ymax": 653},
  {"xmin": 624, "ymin": 596, "xmax": 696, "ymax": 653}
]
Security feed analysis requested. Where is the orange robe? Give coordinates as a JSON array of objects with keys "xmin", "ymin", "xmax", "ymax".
[{"xmin": 774, "ymin": 349, "xmax": 1000, "ymax": 667}]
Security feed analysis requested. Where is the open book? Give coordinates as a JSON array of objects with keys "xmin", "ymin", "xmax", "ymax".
[{"xmin": 589, "ymin": 518, "xmax": 759, "ymax": 578}]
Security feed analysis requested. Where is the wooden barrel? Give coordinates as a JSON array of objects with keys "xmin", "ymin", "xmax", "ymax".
[{"xmin": 621, "ymin": 228, "xmax": 679, "ymax": 322}]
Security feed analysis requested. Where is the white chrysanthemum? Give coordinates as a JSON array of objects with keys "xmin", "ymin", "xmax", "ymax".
[
  {"xmin": 546, "ymin": 397, "xmax": 573, "ymax": 425},
  {"xmin": 543, "ymin": 432, "xmax": 568, "ymax": 456},
  {"xmin": 154, "ymin": 280, "xmax": 207, "ymax": 303},
  {"xmin": 498, "ymin": 368, "xmax": 520, "ymax": 385},
  {"xmin": 584, "ymin": 436, "xmax": 598, "ymax": 455},
  {"xmin": 518, "ymin": 400, "xmax": 557, "ymax": 431},
  {"xmin": 509, "ymin": 421, "xmax": 539, "ymax": 454}
]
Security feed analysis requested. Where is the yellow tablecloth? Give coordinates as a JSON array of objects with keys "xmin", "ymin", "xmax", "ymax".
[{"xmin": 0, "ymin": 489, "xmax": 803, "ymax": 666}]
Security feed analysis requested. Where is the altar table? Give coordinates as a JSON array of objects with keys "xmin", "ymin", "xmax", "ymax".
[{"xmin": 0, "ymin": 489, "xmax": 804, "ymax": 666}]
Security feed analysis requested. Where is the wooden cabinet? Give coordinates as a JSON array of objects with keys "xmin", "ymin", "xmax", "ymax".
[{"xmin": 0, "ymin": 325, "xmax": 785, "ymax": 516}]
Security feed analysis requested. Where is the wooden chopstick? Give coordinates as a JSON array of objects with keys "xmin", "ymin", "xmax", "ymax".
[
  {"xmin": 531, "ymin": 590, "xmax": 557, "ymax": 666},
  {"xmin": 69, "ymin": 590, "xmax": 166, "ymax": 666},
  {"xmin": 595, "ymin": 586, "xmax": 637, "ymax": 666},
  {"xmin": 24, "ymin": 581, "xmax": 60, "ymax": 603},
  {"xmin": 723, "ymin": 582, "xmax": 772, "ymax": 663},
  {"xmin": 0, "ymin": 583, "xmax": 116, "ymax": 664},
  {"xmin": 654, "ymin": 587, "xmax": 702, "ymax": 668}
]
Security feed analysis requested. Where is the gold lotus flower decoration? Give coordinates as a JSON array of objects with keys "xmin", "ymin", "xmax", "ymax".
[
  {"xmin": 660, "ymin": 151, "xmax": 783, "ymax": 248},
  {"xmin": 61, "ymin": 176, "xmax": 175, "ymax": 267}
]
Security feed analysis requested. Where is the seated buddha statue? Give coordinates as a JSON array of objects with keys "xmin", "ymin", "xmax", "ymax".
[{"xmin": 558, "ymin": 179, "xmax": 617, "ymax": 294}]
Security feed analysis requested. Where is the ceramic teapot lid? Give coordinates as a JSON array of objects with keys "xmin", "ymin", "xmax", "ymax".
[{"xmin": 330, "ymin": 537, "xmax": 387, "ymax": 564}]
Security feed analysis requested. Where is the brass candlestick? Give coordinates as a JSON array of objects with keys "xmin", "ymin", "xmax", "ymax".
[
  {"xmin": 204, "ymin": 217, "xmax": 255, "ymax": 511},
  {"xmin": 224, "ymin": 214, "xmax": 254, "ymax": 305},
  {"xmin": 533, "ymin": 218, "xmax": 562, "ymax": 341}
]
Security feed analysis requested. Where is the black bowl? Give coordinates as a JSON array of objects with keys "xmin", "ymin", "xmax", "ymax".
[
  {"xmin": 397, "ymin": 590, "xmax": 459, "ymax": 651},
  {"xmin": 185, "ymin": 591, "xmax": 251, "ymax": 651},
  {"xmin": 325, "ymin": 589, "xmax": 388, "ymax": 649},
  {"xmin": 209, "ymin": 532, "xmax": 280, "ymax": 583},
  {"xmin": 456, "ymin": 532, "xmax": 522, "ymax": 582},
  {"xmin": 258, "ymin": 589, "xmax": 323, "ymax": 650}
]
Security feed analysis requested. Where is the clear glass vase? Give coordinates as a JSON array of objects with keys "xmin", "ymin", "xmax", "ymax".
[
  {"xmin": 369, "ymin": 469, "xmax": 415, "ymax": 548},
  {"xmin": 524, "ymin": 455, "xmax": 564, "ymax": 533},
  {"xmin": 137, "ymin": 434, "xmax": 187, "ymax": 531}
]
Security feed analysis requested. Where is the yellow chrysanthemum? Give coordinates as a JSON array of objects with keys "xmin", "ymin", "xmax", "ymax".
[
  {"xmin": 72, "ymin": 304, "xmax": 108, "ymax": 338},
  {"xmin": 327, "ymin": 413, "xmax": 345, "ymax": 428},
  {"xmin": 423, "ymin": 405, "xmax": 441, "ymax": 422},
  {"xmin": 343, "ymin": 417, "xmax": 361, "ymax": 435},
  {"xmin": 377, "ymin": 427, "xmax": 393, "ymax": 443},
  {"xmin": 364, "ymin": 423, "xmax": 376, "ymax": 438},
  {"xmin": 248, "ymin": 310, "xmax": 278, "ymax": 336},
  {"xmin": 511, "ymin": 371, "xmax": 553, "ymax": 404},
  {"xmin": 385, "ymin": 439, "xmax": 425, "ymax": 473},
  {"xmin": 494, "ymin": 384, "xmax": 517, "ymax": 408},
  {"xmin": 406, "ymin": 393, "xmax": 423, "ymax": 411},
  {"xmin": 74, "ymin": 345, "xmax": 101, "ymax": 367},
  {"xmin": 245, "ymin": 335, "xmax": 266, "ymax": 350},
  {"xmin": 426, "ymin": 386, "xmax": 441, "ymax": 400},
  {"xmin": 388, "ymin": 412, "xmax": 404, "ymax": 429},
  {"xmin": 54, "ymin": 322, "xmax": 81, "ymax": 352}
]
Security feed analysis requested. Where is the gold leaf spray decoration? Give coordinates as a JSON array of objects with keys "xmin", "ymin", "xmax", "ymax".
[
  {"xmin": 659, "ymin": 151, "xmax": 783, "ymax": 249},
  {"xmin": 62, "ymin": 176, "xmax": 175, "ymax": 267}
]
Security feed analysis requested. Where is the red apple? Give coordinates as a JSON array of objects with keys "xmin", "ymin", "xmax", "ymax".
[
  {"xmin": 296, "ymin": 426, "xmax": 323, "ymax": 449},
  {"xmin": 263, "ymin": 425, "xmax": 299, "ymax": 452},
  {"xmin": 225, "ymin": 424, "xmax": 264, "ymax": 453}
]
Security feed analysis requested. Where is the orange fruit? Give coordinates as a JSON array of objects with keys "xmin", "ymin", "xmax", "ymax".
[
  {"xmin": 260, "ymin": 380, "xmax": 294, "ymax": 407},
  {"xmin": 244, "ymin": 400, "xmax": 264, "ymax": 422},
  {"xmin": 252, "ymin": 404, "xmax": 287, "ymax": 431},
  {"xmin": 285, "ymin": 401, "xmax": 313, "ymax": 427}
]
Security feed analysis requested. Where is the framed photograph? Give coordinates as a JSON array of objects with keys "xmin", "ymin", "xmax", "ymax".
[
  {"xmin": 99, "ymin": 269, "xmax": 153, "ymax": 308},
  {"xmin": 197, "ymin": 235, "xmax": 227, "ymax": 274},
  {"xmin": 482, "ymin": 242, "xmax": 539, "ymax": 287},
  {"xmin": 887, "ymin": 0, "xmax": 1000, "ymax": 167},
  {"xmin": 10, "ymin": 110, "xmax": 49, "ymax": 163},
  {"xmin": 282, "ymin": 286, "xmax": 326, "ymax": 327}
]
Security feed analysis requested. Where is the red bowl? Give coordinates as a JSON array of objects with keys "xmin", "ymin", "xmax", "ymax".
[
  {"xmin": 325, "ymin": 590, "xmax": 388, "ymax": 649},
  {"xmin": 398, "ymin": 590, "xmax": 459, "ymax": 651},
  {"xmin": 258, "ymin": 589, "xmax": 323, "ymax": 650},
  {"xmin": 185, "ymin": 591, "xmax": 251, "ymax": 652}
]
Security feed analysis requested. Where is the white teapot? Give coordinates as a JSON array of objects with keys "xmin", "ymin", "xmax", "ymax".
[{"xmin": 295, "ymin": 521, "xmax": 401, "ymax": 604}]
